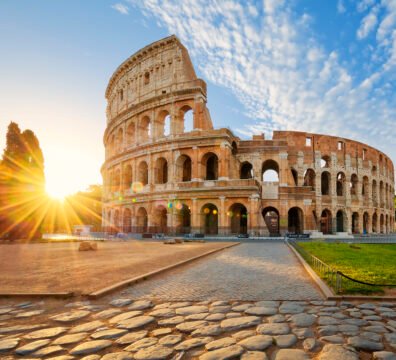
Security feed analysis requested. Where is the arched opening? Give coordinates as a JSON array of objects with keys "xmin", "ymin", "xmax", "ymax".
[
  {"xmin": 380, "ymin": 214, "xmax": 384, "ymax": 233},
  {"xmin": 181, "ymin": 106, "xmax": 194, "ymax": 133},
  {"xmin": 144, "ymin": 72, "xmax": 150, "ymax": 85},
  {"xmin": 123, "ymin": 164, "xmax": 132, "ymax": 191},
  {"xmin": 288, "ymin": 207, "xmax": 304, "ymax": 234},
  {"xmin": 231, "ymin": 141, "xmax": 238, "ymax": 156},
  {"xmin": 154, "ymin": 157, "xmax": 168, "ymax": 184},
  {"xmin": 175, "ymin": 204, "xmax": 191, "ymax": 234},
  {"xmin": 202, "ymin": 153, "xmax": 218, "ymax": 181},
  {"xmin": 372, "ymin": 165, "xmax": 377, "ymax": 177},
  {"xmin": 350, "ymin": 174, "xmax": 358, "ymax": 196},
  {"xmin": 372, "ymin": 213, "xmax": 378, "ymax": 233},
  {"xmin": 153, "ymin": 206, "xmax": 168, "ymax": 233},
  {"xmin": 262, "ymin": 160, "xmax": 279, "ymax": 182},
  {"xmin": 352, "ymin": 212, "xmax": 359, "ymax": 234},
  {"xmin": 262, "ymin": 207, "xmax": 280, "ymax": 236},
  {"xmin": 291, "ymin": 168, "xmax": 298, "ymax": 186},
  {"xmin": 303, "ymin": 169, "xmax": 315, "ymax": 190},
  {"xmin": 123, "ymin": 208, "xmax": 131, "ymax": 233},
  {"xmin": 240, "ymin": 162, "xmax": 253, "ymax": 179},
  {"xmin": 176, "ymin": 155, "xmax": 192, "ymax": 182},
  {"xmin": 363, "ymin": 212, "xmax": 369, "ymax": 234},
  {"xmin": 138, "ymin": 161, "xmax": 148, "ymax": 186},
  {"xmin": 126, "ymin": 122, "xmax": 135, "ymax": 145},
  {"xmin": 138, "ymin": 116, "xmax": 151, "ymax": 142},
  {"xmin": 321, "ymin": 171, "xmax": 331, "ymax": 195},
  {"xmin": 228, "ymin": 203, "xmax": 248, "ymax": 234},
  {"xmin": 321, "ymin": 209, "xmax": 332, "ymax": 234},
  {"xmin": 136, "ymin": 207, "xmax": 148, "ymax": 233},
  {"xmin": 156, "ymin": 110, "xmax": 171, "ymax": 138},
  {"xmin": 201, "ymin": 204, "xmax": 218, "ymax": 235},
  {"xmin": 386, "ymin": 215, "xmax": 389, "ymax": 233},
  {"xmin": 336, "ymin": 172, "xmax": 346, "ymax": 196},
  {"xmin": 321, "ymin": 156, "xmax": 331, "ymax": 168},
  {"xmin": 336, "ymin": 210, "xmax": 345, "ymax": 232}
]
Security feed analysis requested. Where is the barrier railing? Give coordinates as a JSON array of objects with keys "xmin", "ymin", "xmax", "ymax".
[{"xmin": 289, "ymin": 239, "xmax": 396, "ymax": 294}]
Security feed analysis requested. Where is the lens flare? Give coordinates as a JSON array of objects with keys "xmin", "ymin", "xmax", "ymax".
[{"xmin": 132, "ymin": 182, "xmax": 143, "ymax": 193}]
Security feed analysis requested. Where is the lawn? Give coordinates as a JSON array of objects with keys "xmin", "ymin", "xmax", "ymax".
[{"xmin": 297, "ymin": 242, "xmax": 396, "ymax": 295}]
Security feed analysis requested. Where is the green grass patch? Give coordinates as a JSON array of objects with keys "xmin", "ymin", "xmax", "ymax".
[{"xmin": 297, "ymin": 242, "xmax": 396, "ymax": 295}]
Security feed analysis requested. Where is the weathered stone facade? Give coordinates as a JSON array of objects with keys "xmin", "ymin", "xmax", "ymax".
[{"xmin": 102, "ymin": 35, "xmax": 394, "ymax": 236}]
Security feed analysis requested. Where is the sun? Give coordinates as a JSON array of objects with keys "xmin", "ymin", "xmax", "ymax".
[{"xmin": 46, "ymin": 184, "xmax": 70, "ymax": 201}]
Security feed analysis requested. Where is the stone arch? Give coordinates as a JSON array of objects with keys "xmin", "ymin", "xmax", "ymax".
[
  {"xmin": 138, "ymin": 116, "xmax": 151, "ymax": 142},
  {"xmin": 320, "ymin": 155, "xmax": 331, "ymax": 168},
  {"xmin": 176, "ymin": 155, "xmax": 192, "ymax": 182},
  {"xmin": 201, "ymin": 203, "xmax": 218, "ymax": 235},
  {"xmin": 336, "ymin": 172, "xmax": 346, "ymax": 196},
  {"xmin": 136, "ymin": 207, "xmax": 148, "ymax": 233},
  {"xmin": 336, "ymin": 210, "xmax": 346, "ymax": 232},
  {"xmin": 352, "ymin": 212, "xmax": 359, "ymax": 234},
  {"xmin": 228, "ymin": 203, "xmax": 248, "ymax": 234},
  {"xmin": 231, "ymin": 141, "xmax": 238, "ymax": 156},
  {"xmin": 380, "ymin": 181, "xmax": 384, "ymax": 207},
  {"xmin": 174, "ymin": 203, "xmax": 191, "ymax": 234},
  {"xmin": 262, "ymin": 160, "xmax": 279, "ymax": 182},
  {"xmin": 288, "ymin": 207, "xmax": 304, "ymax": 234},
  {"xmin": 154, "ymin": 157, "xmax": 168, "ymax": 184},
  {"xmin": 155, "ymin": 110, "xmax": 171, "ymax": 138},
  {"xmin": 303, "ymin": 169, "xmax": 315, "ymax": 190},
  {"xmin": 350, "ymin": 174, "xmax": 358, "ymax": 196},
  {"xmin": 180, "ymin": 105, "xmax": 194, "ymax": 133},
  {"xmin": 123, "ymin": 208, "xmax": 131, "ymax": 233},
  {"xmin": 153, "ymin": 205, "xmax": 168, "ymax": 233},
  {"xmin": 202, "ymin": 152, "xmax": 219, "ymax": 181},
  {"xmin": 262, "ymin": 207, "xmax": 280, "ymax": 236},
  {"xmin": 372, "ymin": 213, "xmax": 378, "ymax": 233},
  {"xmin": 386, "ymin": 214, "xmax": 389, "ymax": 233},
  {"xmin": 321, "ymin": 171, "xmax": 331, "ymax": 195},
  {"xmin": 240, "ymin": 161, "xmax": 253, "ymax": 179},
  {"xmin": 126, "ymin": 122, "xmax": 135, "ymax": 145},
  {"xmin": 137, "ymin": 161, "xmax": 148, "ymax": 186},
  {"xmin": 123, "ymin": 164, "xmax": 132, "ymax": 191},
  {"xmin": 321, "ymin": 209, "xmax": 332, "ymax": 234}
]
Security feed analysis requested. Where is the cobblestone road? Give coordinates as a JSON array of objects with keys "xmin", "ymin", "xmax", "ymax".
[{"xmin": 122, "ymin": 242, "xmax": 323, "ymax": 301}]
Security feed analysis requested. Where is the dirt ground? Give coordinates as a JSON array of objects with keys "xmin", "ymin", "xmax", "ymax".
[{"xmin": 0, "ymin": 240, "xmax": 231, "ymax": 295}]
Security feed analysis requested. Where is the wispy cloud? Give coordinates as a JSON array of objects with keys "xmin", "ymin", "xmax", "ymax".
[
  {"xmin": 131, "ymin": 0, "xmax": 396, "ymax": 159},
  {"xmin": 337, "ymin": 0, "xmax": 346, "ymax": 14},
  {"xmin": 112, "ymin": 3, "xmax": 129, "ymax": 15}
]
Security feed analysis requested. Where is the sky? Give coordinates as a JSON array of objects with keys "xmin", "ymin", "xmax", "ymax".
[{"xmin": 0, "ymin": 0, "xmax": 395, "ymax": 197}]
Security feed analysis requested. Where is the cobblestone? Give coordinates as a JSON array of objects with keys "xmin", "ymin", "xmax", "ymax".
[{"xmin": 123, "ymin": 243, "xmax": 323, "ymax": 301}]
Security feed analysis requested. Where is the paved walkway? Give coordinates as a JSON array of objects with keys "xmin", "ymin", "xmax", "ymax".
[
  {"xmin": 1, "ymin": 298, "xmax": 395, "ymax": 359},
  {"xmin": 122, "ymin": 242, "xmax": 323, "ymax": 301}
]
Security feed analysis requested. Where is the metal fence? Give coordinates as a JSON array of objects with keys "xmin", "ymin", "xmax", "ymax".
[{"xmin": 289, "ymin": 239, "xmax": 396, "ymax": 294}]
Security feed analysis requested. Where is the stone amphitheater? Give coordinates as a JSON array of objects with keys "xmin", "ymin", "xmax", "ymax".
[{"xmin": 101, "ymin": 35, "xmax": 394, "ymax": 236}]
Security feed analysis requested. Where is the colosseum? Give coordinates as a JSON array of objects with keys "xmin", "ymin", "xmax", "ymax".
[{"xmin": 102, "ymin": 35, "xmax": 395, "ymax": 237}]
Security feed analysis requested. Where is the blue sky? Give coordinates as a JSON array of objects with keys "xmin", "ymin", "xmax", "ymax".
[{"xmin": 0, "ymin": 0, "xmax": 395, "ymax": 195}]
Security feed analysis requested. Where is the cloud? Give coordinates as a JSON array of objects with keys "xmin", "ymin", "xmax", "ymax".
[
  {"xmin": 357, "ymin": 10, "xmax": 378, "ymax": 39},
  {"xmin": 132, "ymin": 0, "xmax": 396, "ymax": 162},
  {"xmin": 112, "ymin": 3, "xmax": 129, "ymax": 15},
  {"xmin": 337, "ymin": 0, "xmax": 346, "ymax": 14}
]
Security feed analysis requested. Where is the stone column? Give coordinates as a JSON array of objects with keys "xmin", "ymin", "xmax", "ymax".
[
  {"xmin": 219, "ymin": 196, "xmax": 227, "ymax": 235},
  {"xmin": 191, "ymin": 198, "xmax": 200, "ymax": 233},
  {"xmin": 279, "ymin": 152, "xmax": 288, "ymax": 187},
  {"xmin": 192, "ymin": 146, "xmax": 200, "ymax": 181},
  {"xmin": 249, "ymin": 195, "xmax": 260, "ymax": 236},
  {"xmin": 219, "ymin": 143, "xmax": 230, "ymax": 180}
]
